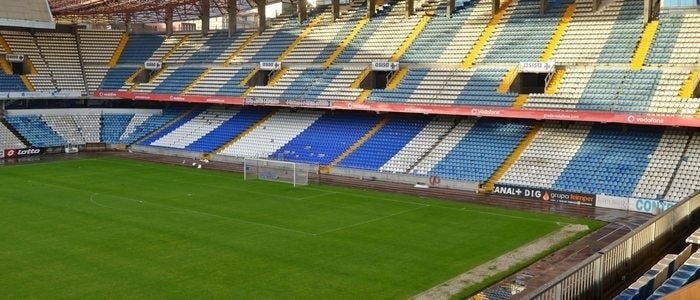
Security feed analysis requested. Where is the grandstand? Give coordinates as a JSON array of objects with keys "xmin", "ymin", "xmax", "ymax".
[{"xmin": 0, "ymin": 0, "xmax": 699, "ymax": 298}]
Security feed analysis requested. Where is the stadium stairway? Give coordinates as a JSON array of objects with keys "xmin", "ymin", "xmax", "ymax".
[
  {"xmin": 679, "ymin": 71, "xmax": 699, "ymax": 99},
  {"xmin": 107, "ymin": 32, "xmax": 128, "ymax": 67},
  {"xmin": 213, "ymin": 109, "xmax": 278, "ymax": 153},
  {"xmin": 322, "ymin": 115, "xmax": 391, "ymax": 173},
  {"xmin": 323, "ymin": 18, "xmax": 369, "ymax": 67},
  {"xmin": 0, "ymin": 57, "xmax": 12, "ymax": 74},
  {"xmin": 223, "ymin": 32, "xmax": 258, "ymax": 67},
  {"xmin": 461, "ymin": 0, "xmax": 513, "ymax": 68},
  {"xmin": 497, "ymin": 67, "xmax": 518, "ymax": 93},
  {"xmin": 630, "ymin": 20, "xmax": 659, "ymax": 70},
  {"xmin": 540, "ymin": 3, "xmax": 576, "ymax": 62},
  {"xmin": 129, "ymin": 67, "xmax": 168, "ymax": 92},
  {"xmin": 0, "ymin": 33, "xmax": 12, "ymax": 54},
  {"xmin": 544, "ymin": 69, "xmax": 566, "ymax": 94},
  {"xmin": 159, "ymin": 35, "xmax": 189, "ymax": 62},
  {"xmin": 512, "ymin": 94, "xmax": 528, "ymax": 108},
  {"xmin": 385, "ymin": 68, "xmax": 408, "ymax": 90},
  {"xmin": 20, "ymin": 75, "xmax": 34, "ymax": 91},
  {"xmin": 181, "ymin": 68, "xmax": 212, "ymax": 95},
  {"xmin": 276, "ymin": 15, "xmax": 323, "ymax": 62},
  {"xmin": 267, "ymin": 68, "xmax": 289, "ymax": 86},
  {"xmin": 389, "ymin": 14, "xmax": 432, "ymax": 62},
  {"xmin": 480, "ymin": 122, "xmax": 542, "ymax": 192}
]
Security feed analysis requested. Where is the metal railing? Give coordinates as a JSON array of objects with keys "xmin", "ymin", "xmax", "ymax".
[{"xmin": 524, "ymin": 191, "xmax": 700, "ymax": 299}]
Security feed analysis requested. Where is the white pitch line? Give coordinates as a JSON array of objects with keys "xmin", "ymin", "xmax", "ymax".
[{"xmin": 316, "ymin": 206, "xmax": 428, "ymax": 235}]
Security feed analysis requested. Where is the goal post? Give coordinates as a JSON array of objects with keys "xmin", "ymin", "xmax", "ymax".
[{"xmin": 243, "ymin": 158, "xmax": 309, "ymax": 187}]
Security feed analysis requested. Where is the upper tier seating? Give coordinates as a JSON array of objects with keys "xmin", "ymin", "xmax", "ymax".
[
  {"xmin": 185, "ymin": 67, "xmax": 252, "ymax": 96},
  {"xmin": 283, "ymin": 2, "xmax": 366, "ymax": 63},
  {"xmin": 369, "ymin": 67, "xmax": 517, "ymax": 107},
  {"xmin": 335, "ymin": 1, "xmax": 421, "ymax": 63},
  {"xmin": 1, "ymin": 30, "xmax": 58, "ymax": 91},
  {"xmin": 230, "ymin": 16, "xmax": 307, "ymax": 64},
  {"xmin": 551, "ymin": 0, "xmax": 644, "ymax": 65},
  {"xmin": 132, "ymin": 67, "xmax": 208, "ymax": 94},
  {"xmin": 645, "ymin": 12, "xmax": 700, "ymax": 66},
  {"xmin": 98, "ymin": 67, "xmax": 139, "ymax": 91},
  {"xmin": 477, "ymin": 0, "xmax": 572, "ymax": 63},
  {"xmin": 247, "ymin": 67, "xmax": 325, "ymax": 99},
  {"xmin": 117, "ymin": 34, "xmax": 165, "ymax": 64},
  {"xmin": 0, "ymin": 73, "xmax": 27, "ymax": 92},
  {"xmin": 186, "ymin": 31, "xmax": 257, "ymax": 65},
  {"xmin": 34, "ymin": 32, "xmax": 86, "ymax": 91},
  {"xmin": 525, "ymin": 68, "xmax": 700, "ymax": 115},
  {"xmin": 77, "ymin": 29, "xmax": 123, "ymax": 64},
  {"xmin": 302, "ymin": 67, "xmax": 364, "ymax": 101},
  {"xmin": 402, "ymin": 0, "xmax": 486, "ymax": 64}
]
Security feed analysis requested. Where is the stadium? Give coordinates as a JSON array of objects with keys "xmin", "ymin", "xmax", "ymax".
[{"xmin": 0, "ymin": 0, "xmax": 698, "ymax": 298}]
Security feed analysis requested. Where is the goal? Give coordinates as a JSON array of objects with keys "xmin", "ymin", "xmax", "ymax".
[{"xmin": 243, "ymin": 158, "xmax": 309, "ymax": 187}]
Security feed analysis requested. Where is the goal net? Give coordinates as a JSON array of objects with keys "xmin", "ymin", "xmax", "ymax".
[{"xmin": 243, "ymin": 158, "xmax": 309, "ymax": 187}]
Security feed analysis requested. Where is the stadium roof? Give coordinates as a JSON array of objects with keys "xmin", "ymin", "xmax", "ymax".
[{"xmin": 48, "ymin": 0, "xmax": 260, "ymax": 24}]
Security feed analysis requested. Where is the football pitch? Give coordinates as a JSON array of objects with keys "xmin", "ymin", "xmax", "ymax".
[{"xmin": 0, "ymin": 157, "xmax": 603, "ymax": 299}]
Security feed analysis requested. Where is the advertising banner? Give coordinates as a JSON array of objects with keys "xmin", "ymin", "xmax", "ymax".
[
  {"xmin": 244, "ymin": 97, "xmax": 333, "ymax": 107},
  {"xmin": 3, "ymin": 147, "xmax": 44, "ymax": 159},
  {"xmin": 99, "ymin": 91, "xmax": 700, "ymax": 128},
  {"xmin": 492, "ymin": 184, "xmax": 596, "ymax": 206}
]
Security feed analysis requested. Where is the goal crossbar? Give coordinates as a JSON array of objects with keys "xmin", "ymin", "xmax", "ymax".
[{"xmin": 243, "ymin": 158, "xmax": 309, "ymax": 187}]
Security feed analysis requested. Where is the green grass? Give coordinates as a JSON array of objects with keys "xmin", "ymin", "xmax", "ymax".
[{"xmin": 0, "ymin": 157, "xmax": 602, "ymax": 299}]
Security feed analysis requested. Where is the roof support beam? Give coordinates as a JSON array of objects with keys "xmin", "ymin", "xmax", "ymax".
[
  {"xmin": 643, "ymin": 0, "xmax": 652, "ymax": 23},
  {"xmin": 367, "ymin": 0, "xmax": 376, "ymax": 18},
  {"xmin": 228, "ymin": 0, "xmax": 237, "ymax": 35},
  {"xmin": 201, "ymin": 0, "xmax": 210, "ymax": 35},
  {"xmin": 297, "ymin": 0, "xmax": 307, "ymax": 23},
  {"xmin": 447, "ymin": 0, "xmax": 456, "ymax": 17},
  {"xmin": 258, "ymin": 0, "xmax": 266, "ymax": 33},
  {"xmin": 592, "ymin": 0, "xmax": 601, "ymax": 11},
  {"xmin": 165, "ymin": 5, "xmax": 174, "ymax": 36},
  {"xmin": 125, "ymin": 12, "xmax": 132, "ymax": 33},
  {"xmin": 540, "ymin": 0, "xmax": 547, "ymax": 14},
  {"xmin": 406, "ymin": 0, "xmax": 414, "ymax": 17},
  {"xmin": 332, "ymin": 0, "xmax": 340, "ymax": 21},
  {"xmin": 492, "ymin": 0, "xmax": 500, "ymax": 14}
]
